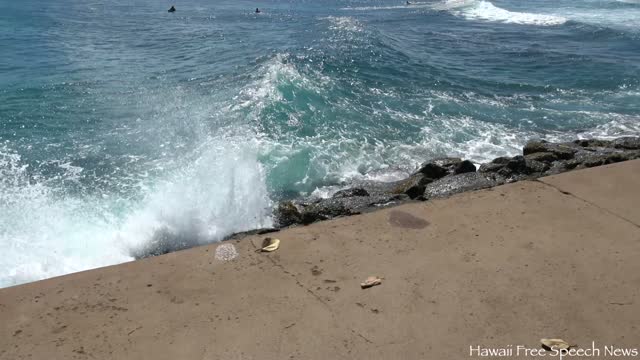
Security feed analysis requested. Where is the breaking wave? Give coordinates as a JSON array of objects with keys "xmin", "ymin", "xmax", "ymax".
[
  {"xmin": 2, "ymin": 0, "xmax": 639, "ymax": 287},
  {"xmin": 434, "ymin": 0, "xmax": 567, "ymax": 26}
]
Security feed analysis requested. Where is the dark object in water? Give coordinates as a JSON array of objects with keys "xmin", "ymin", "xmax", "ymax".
[
  {"xmin": 255, "ymin": 8, "xmax": 261, "ymax": 13},
  {"xmin": 168, "ymin": 5, "xmax": 176, "ymax": 12}
]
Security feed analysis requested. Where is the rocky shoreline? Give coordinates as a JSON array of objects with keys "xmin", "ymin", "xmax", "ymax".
[{"xmin": 271, "ymin": 137, "xmax": 640, "ymax": 228}]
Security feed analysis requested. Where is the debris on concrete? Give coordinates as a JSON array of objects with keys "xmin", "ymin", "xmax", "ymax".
[
  {"xmin": 540, "ymin": 338, "xmax": 573, "ymax": 350},
  {"xmin": 215, "ymin": 243, "xmax": 239, "ymax": 261},
  {"xmin": 360, "ymin": 276, "xmax": 382, "ymax": 289},
  {"xmin": 261, "ymin": 237, "xmax": 281, "ymax": 252}
]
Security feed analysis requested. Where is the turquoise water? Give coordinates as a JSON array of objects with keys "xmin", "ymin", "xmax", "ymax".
[{"xmin": 1, "ymin": 0, "xmax": 639, "ymax": 286}]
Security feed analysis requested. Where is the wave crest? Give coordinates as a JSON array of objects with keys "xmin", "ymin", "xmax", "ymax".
[{"xmin": 435, "ymin": 0, "xmax": 567, "ymax": 26}]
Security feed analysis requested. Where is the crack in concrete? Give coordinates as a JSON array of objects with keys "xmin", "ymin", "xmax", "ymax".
[
  {"xmin": 249, "ymin": 238, "xmax": 332, "ymax": 311},
  {"xmin": 536, "ymin": 180, "xmax": 640, "ymax": 229},
  {"xmin": 249, "ymin": 238, "xmax": 375, "ymax": 351},
  {"xmin": 351, "ymin": 329, "xmax": 374, "ymax": 344}
]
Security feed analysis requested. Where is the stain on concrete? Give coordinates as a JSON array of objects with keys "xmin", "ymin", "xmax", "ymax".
[{"xmin": 388, "ymin": 211, "xmax": 429, "ymax": 229}]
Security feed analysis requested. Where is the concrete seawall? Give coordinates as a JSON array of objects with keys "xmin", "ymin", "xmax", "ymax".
[{"xmin": 2, "ymin": 160, "xmax": 639, "ymax": 359}]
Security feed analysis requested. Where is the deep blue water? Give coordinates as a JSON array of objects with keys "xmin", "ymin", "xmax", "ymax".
[{"xmin": 1, "ymin": 0, "xmax": 639, "ymax": 287}]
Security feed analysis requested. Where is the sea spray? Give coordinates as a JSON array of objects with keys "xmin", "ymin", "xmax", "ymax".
[{"xmin": 1, "ymin": 0, "xmax": 639, "ymax": 287}]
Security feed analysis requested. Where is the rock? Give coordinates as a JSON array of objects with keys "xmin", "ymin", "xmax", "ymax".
[
  {"xmin": 333, "ymin": 187, "xmax": 369, "ymax": 198},
  {"xmin": 301, "ymin": 200, "xmax": 352, "ymax": 224},
  {"xmin": 523, "ymin": 140, "xmax": 576, "ymax": 160},
  {"xmin": 612, "ymin": 137, "xmax": 640, "ymax": 150},
  {"xmin": 455, "ymin": 160, "xmax": 477, "ymax": 174},
  {"xmin": 522, "ymin": 140, "xmax": 548, "ymax": 155},
  {"xmin": 391, "ymin": 173, "xmax": 431, "ymax": 199},
  {"xmin": 273, "ymin": 201, "xmax": 302, "ymax": 227},
  {"xmin": 478, "ymin": 157, "xmax": 511, "ymax": 173},
  {"xmin": 524, "ymin": 158, "xmax": 550, "ymax": 173},
  {"xmin": 298, "ymin": 194, "xmax": 407, "ymax": 225},
  {"xmin": 423, "ymin": 172, "xmax": 505, "ymax": 199},
  {"xmin": 431, "ymin": 157, "xmax": 462, "ymax": 169},
  {"xmin": 543, "ymin": 160, "xmax": 579, "ymax": 176},
  {"xmin": 582, "ymin": 150, "xmax": 640, "ymax": 168},
  {"xmin": 524, "ymin": 152, "xmax": 558, "ymax": 163},
  {"xmin": 416, "ymin": 161, "xmax": 449, "ymax": 179},
  {"xmin": 277, "ymin": 137, "xmax": 640, "ymax": 228},
  {"xmin": 573, "ymin": 139, "xmax": 612, "ymax": 148},
  {"xmin": 497, "ymin": 156, "xmax": 549, "ymax": 179},
  {"xmin": 419, "ymin": 157, "xmax": 475, "ymax": 176},
  {"xmin": 352, "ymin": 180, "xmax": 401, "ymax": 197},
  {"xmin": 491, "ymin": 156, "xmax": 512, "ymax": 165}
]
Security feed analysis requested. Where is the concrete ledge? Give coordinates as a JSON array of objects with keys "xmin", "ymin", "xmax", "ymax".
[
  {"xmin": 539, "ymin": 160, "xmax": 640, "ymax": 226},
  {"xmin": 2, "ymin": 160, "xmax": 639, "ymax": 360}
]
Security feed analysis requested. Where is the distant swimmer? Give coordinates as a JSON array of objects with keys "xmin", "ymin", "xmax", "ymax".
[
  {"xmin": 168, "ymin": 5, "xmax": 176, "ymax": 12},
  {"xmin": 406, "ymin": 1, "xmax": 412, "ymax": 5},
  {"xmin": 255, "ymin": 8, "xmax": 261, "ymax": 13}
]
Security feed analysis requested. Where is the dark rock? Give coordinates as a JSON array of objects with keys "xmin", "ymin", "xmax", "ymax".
[
  {"xmin": 431, "ymin": 157, "xmax": 463, "ymax": 168},
  {"xmin": 391, "ymin": 173, "xmax": 431, "ymax": 199},
  {"xmin": 573, "ymin": 139, "xmax": 612, "ymax": 148},
  {"xmin": 454, "ymin": 160, "xmax": 477, "ymax": 174},
  {"xmin": 582, "ymin": 150, "xmax": 640, "ymax": 168},
  {"xmin": 478, "ymin": 162, "xmax": 504, "ymax": 173},
  {"xmin": 299, "ymin": 194, "xmax": 406, "ymax": 225},
  {"xmin": 273, "ymin": 201, "xmax": 302, "ymax": 227},
  {"xmin": 612, "ymin": 137, "xmax": 640, "ymax": 150},
  {"xmin": 491, "ymin": 156, "xmax": 512, "ymax": 165},
  {"xmin": 416, "ymin": 162, "xmax": 449, "ymax": 179},
  {"xmin": 525, "ymin": 158, "xmax": 550, "ymax": 173},
  {"xmin": 497, "ymin": 156, "xmax": 549, "ymax": 178},
  {"xmin": 333, "ymin": 187, "xmax": 369, "ymax": 198},
  {"xmin": 352, "ymin": 180, "xmax": 401, "ymax": 197},
  {"xmin": 478, "ymin": 157, "xmax": 511, "ymax": 173},
  {"xmin": 278, "ymin": 137, "xmax": 640, "ymax": 229},
  {"xmin": 423, "ymin": 172, "xmax": 505, "ymax": 199},
  {"xmin": 523, "ymin": 140, "xmax": 576, "ymax": 160},
  {"xmin": 419, "ymin": 157, "xmax": 475, "ymax": 176},
  {"xmin": 543, "ymin": 148, "xmax": 640, "ymax": 176},
  {"xmin": 543, "ymin": 160, "xmax": 579, "ymax": 176},
  {"xmin": 524, "ymin": 152, "xmax": 558, "ymax": 163},
  {"xmin": 522, "ymin": 140, "xmax": 548, "ymax": 155},
  {"xmin": 301, "ymin": 200, "xmax": 353, "ymax": 224}
]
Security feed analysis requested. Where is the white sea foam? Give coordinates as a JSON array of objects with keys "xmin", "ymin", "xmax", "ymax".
[
  {"xmin": 0, "ymin": 58, "xmax": 288, "ymax": 287},
  {"xmin": 340, "ymin": 4, "xmax": 431, "ymax": 11},
  {"xmin": 0, "ymin": 145, "xmax": 131, "ymax": 287},
  {"xmin": 553, "ymin": 7, "xmax": 640, "ymax": 32},
  {"xmin": 0, "ymin": 134, "xmax": 273, "ymax": 287},
  {"xmin": 435, "ymin": 0, "xmax": 567, "ymax": 26},
  {"xmin": 121, "ymin": 135, "xmax": 273, "ymax": 258}
]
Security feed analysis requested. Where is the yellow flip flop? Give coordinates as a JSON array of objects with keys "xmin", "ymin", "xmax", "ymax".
[
  {"xmin": 540, "ymin": 339, "xmax": 573, "ymax": 350},
  {"xmin": 261, "ymin": 237, "xmax": 280, "ymax": 252}
]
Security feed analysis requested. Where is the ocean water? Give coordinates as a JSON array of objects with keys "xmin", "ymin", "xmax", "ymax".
[{"xmin": 1, "ymin": 0, "xmax": 639, "ymax": 287}]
